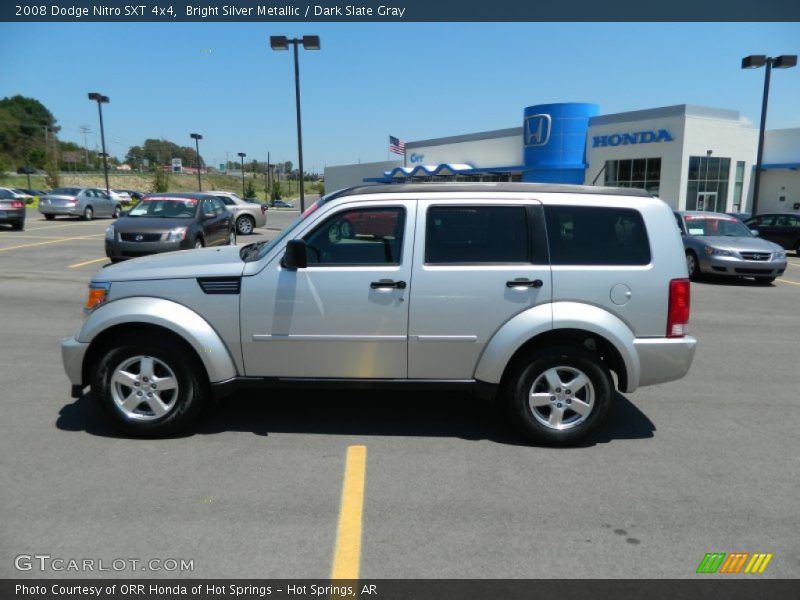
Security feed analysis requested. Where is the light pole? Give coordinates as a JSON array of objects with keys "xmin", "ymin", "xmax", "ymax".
[
  {"xmin": 238, "ymin": 152, "xmax": 247, "ymax": 197},
  {"xmin": 87, "ymin": 92, "xmax": 110, "ymax": 196},
  {"xmin": 270, "ymin": 34, "xmax": 320, "ymax": 212},
  {"xmin": 741, "ymin": 54, "xmax": 797, "ymax": 215},
  {"xmin": 190, "ymin": 133, "xmax": 203, "ymax": 191}
]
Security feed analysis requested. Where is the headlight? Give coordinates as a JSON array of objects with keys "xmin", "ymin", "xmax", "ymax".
[
  {"xmin": 704, "ymin": 246, "xmax": 733, "ymax": 257},
  {"xmin": 84, "ymin": 282, "xmax": 111, "ymax": 314},
  {"xmin": 166, "ymin": 227, "xmax": 188, "ymax": 242},
  {"xmin": 774, "ymin": 250, "xmax": 786, "ymax": 260},
  {"xmin": 105, "ymin": 226, "xmax": 115, "ymax": 241}
]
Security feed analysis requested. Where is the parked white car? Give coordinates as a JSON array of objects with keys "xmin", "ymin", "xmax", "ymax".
[{"xmin": 207, "ymin": 190, "xmax": 268, "ymax": 235}]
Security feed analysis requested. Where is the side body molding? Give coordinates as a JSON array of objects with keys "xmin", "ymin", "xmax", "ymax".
[
  {"xmin": 474, "ymin": 301, "xmax": 640, "ymax": 392},
  {"xmin": 78, "ymin": 297, "xmax": 238, "ymax": 383}
]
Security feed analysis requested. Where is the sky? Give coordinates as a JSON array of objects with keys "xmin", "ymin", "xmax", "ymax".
[{"xmin": 0, "ymin": 22, "xmax": 798, "ymax": 173}]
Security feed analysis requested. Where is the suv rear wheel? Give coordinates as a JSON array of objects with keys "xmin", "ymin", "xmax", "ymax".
[
  {"xmin": 91, "ymin": 335, "xmax": 208, "ymax": 437},
  {"xmin": 506, "ymin": 345, "xmax": 612, "ymax": 446}
]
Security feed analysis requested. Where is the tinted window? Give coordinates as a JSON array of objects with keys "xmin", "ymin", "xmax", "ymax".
[
  {"xmin": 425, "ymin": 206, "xmax": 529, "ymax": 264},
  {"xmin": 212, "ymin": 198, "xmax": 226, "ymax": 215},
  {"xmin": 0, "ymin": 189, "xmax": 14, "ymax": 199},
  {"xmin": 51, "ymin": 188, "xmax": 81, "ymax": 195},
  {"xmin": 776, "ymin": 215, "xmax": 800, "ymax": 227},
  {"xmin": 303, "ymin": 207, "xmax": 405, "ymax": 265},
  {"xmin": 545, "ymin": 206, "xmax": 651, "ymax": 265},
  {"xmin": 217, "ymin": 196, "xmax": 235, "ymax": 206}
]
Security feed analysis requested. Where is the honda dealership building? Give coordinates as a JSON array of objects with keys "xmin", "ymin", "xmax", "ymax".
[{"xmin": 325, "ymin": 103, "xmax": 799, "ymax": 214}]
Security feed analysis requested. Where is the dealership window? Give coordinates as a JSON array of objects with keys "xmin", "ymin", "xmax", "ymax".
[
  {"xmin": 604, "ymin": 158, "xmax": 661, "ymax": 196},
  {"xmin": 686, "ymin": 156, "xmax": 731, "ymax": 212},
  {"xmin": 732, "ymin": 161, "xmax": 745, "ymax": 211}
]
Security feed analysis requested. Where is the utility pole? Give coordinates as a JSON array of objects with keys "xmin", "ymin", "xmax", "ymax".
[{"xmin": 80, "ymin": 125, "xmax": 90, "ymax": 168}]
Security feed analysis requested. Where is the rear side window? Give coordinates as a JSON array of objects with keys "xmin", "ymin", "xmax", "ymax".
[
  {"xmin": 545, "ymin": 205, "xmax": 651, "ymax": 265},
  {"xmin": 426, "ymin": 206, "xmax": 529, "ymax": 264}
]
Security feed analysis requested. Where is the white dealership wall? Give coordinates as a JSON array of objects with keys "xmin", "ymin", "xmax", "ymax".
[
  {"xmin": 325, "ymin": 160, "xmax": 402, "ymax": 194},
  {"xmin": 585, "ymin": 105, "xmax": 758, "ymax": 211}
]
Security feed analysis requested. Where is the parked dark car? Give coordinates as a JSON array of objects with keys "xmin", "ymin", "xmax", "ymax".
[
  {"xmin": 744, "ymin": 213, "xmax": 800, "ymax": 255},
  {"xmin": 0, "ymin": 187, "xmax": 27, "ymax": 230},
  {"xmin": 726, "ymin": 212, "xmax": 751, "ymax": 222},
  {"xmin": 270, "ymin": 200, "xmax": 295, "ymax": 209},
  {"xmin": 105, "ymin": 193, "xmax": 236, "ymax": 262}
]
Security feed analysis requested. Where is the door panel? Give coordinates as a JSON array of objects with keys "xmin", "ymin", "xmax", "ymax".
[
  {"xmin": 240, "ymin": 201, "xmax": 416, "ymax": 378},
  {"xmin": 408, "ymin": 201, "xmax": 552, "ymax": 379}
]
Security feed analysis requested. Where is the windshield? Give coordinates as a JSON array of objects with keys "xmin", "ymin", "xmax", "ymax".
[
  {"xmin": 128, "ymin": 198, "xmax": 198, "ymax": 218},
  {"xmin": 684, "ymin": 216, "xmax": 752, "ymax": 237}
]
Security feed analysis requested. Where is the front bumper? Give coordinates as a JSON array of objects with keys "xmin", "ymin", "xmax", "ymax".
[
  {"xmin": 634, "ymin": 336, "xmax": 698, "ymax": 388},
  {"xmin": 699, "ymin": 254, "xmax": 787, "ymax": 277},
  {"xmin": 106, "ymin": 239, "xmax": 188, "ymax": 260},
  {"xmin": 62, "ymin": 335, "xmax": 90, "ymax": 392}
]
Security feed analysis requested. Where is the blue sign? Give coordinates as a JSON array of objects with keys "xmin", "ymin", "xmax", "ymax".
[
  {"xmin": 524, "ymin": 114, "xmax": 552, "ymax": 147},
  {"xmin": 592, "ymin": 129, "xmax": 673, "ymax": 147}
]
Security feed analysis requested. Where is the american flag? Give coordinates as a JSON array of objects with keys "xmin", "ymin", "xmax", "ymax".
[{"xmin": 389, "ymin": 136, "xmax": 405, "ymax": 155}]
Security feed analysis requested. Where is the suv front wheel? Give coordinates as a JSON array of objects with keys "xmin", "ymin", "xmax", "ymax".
[
  {"xmin": 91, "ymin": 335, "xmax": 209, "ymax": 437},
  {"xmin": 507, "ymin": 345, "xmax": 612, "ymax": 446}
]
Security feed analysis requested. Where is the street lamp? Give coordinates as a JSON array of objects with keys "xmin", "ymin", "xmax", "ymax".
[
  {"xmin": 270, "ymin": 34, "xmax": 320, "ymax": 212},
  {"xmin": 238, "ymin": 152, "xmax": 247, "ymax": 197},
  {"xmin": 87, "ymin": 92, "xmax": 110, "ymax": 196},
  {"xmin": 190, "ymin": 133, "xmax": 203, "ymax": 191},
  {"xmin": 741, "ymin": 54, "xmax": 797, "ymax": 215}
]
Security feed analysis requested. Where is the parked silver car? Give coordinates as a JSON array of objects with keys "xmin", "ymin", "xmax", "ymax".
[
  {"xmin": 208, "ymin": 191, "xmax": 267, "ymax": 235},
  {"xmin": 39, "ymin": 187, "xmax": 122, "ymax": 221},
  {"xmin": 63, "ymin": 183, "xmax": 696, "ymax": 445},
  {"xmin": 674, "ymin": 211, "xmax": 787, "ymax": 283}
]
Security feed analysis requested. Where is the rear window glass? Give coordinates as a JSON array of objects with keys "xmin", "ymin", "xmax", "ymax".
[
  {"xmin": 426, "ymin": 206, "xmax": 529, "ymax": 264},
  {"xmin": 545, "ymin": 206, "xmax": 651, "ymax": 265},
  {"xmin": 50, "ymin": 188, "xmax": 81, "ymax": 195}
]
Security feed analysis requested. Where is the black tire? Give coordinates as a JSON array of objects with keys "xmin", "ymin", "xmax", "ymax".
[
  {"xmin": 755, "ymin": 277, "xmax": 776, "ymax": 284},
  {"xmin": 506, "ymin": 344, "xmax": 613, "ymax": 446},
  {"xmin": 194, "ymin": 237, "xmax": 205, "ymax": 249},
  {"xmin": 90, "ymin": 334, "xmax": 209, "ymax": 437},
  {"xmin": 686, "ymin": 251, "xmax": 701, "ymax": 281},
  {"xmin": 112, "ymin": 205, "xmax": 122, "ymax": 219},
  {"xmin": 235, "ymin": 215, "xmax": 255, "ymax": 235},
  {"xmin": 228, "ymin": 229, "xmax": 237, "ymax": 246},
  {"xmin": 44, "ymin": 214, "xmax": 55, "ymax": 221},
  {"xmin": 110, "ymin": 257, "xmax": 124, "ymax": 264},
  {"xmin": 11, "ymin": 221, "xmax": 24, "ymax": 231},
  {"xmin": 82, "ymin": 206, "xmax": 94, "ymax": 221}
]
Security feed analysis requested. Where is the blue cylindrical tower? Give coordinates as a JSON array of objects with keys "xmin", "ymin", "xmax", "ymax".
[{"xmin": 521, "ymin": 103, "xmax": 599, "ymax": 184}]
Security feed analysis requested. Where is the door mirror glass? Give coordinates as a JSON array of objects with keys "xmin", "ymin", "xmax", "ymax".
[
  {"xmin": 750, "ymin": 229, "xmax": 759, "ymax": 237},
  {"xmin": 283, "ymin": 239, "xmax": 308, "ymax": 269}
]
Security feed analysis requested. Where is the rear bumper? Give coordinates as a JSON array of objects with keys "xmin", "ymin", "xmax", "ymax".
[
  {"xmin": 39, "ymin": 205, "xmax": 83, "ymax": 216},
  {"xmin": 0, "ymin": 208, "xmax": 26, "ymax": 223},
  {"xmin": 634, "ymin": 336, "xmax": 697, "ymax": 388},
  {"xmin": 62, "ymin": 335, "xmax": 89, "ymax": 390}
]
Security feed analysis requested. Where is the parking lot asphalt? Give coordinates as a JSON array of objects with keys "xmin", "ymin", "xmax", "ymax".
[{"xmin": 1, "ymin": 209, "xmax": 799, "ymax": 579}]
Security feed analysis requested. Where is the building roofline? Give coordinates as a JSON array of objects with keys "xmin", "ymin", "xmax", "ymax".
[
  {"xmin": 589, "ymin": 104, "xmax": 742, "ymax": 126},
  {"xmin": 405, "ymin": 127, "xmax": 522, "ymax": 149}
]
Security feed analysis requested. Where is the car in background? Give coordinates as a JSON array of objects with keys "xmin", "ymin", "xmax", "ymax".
[
  {"xmin": 675, "ymin": 210, "xmax": 786, "ymax": 283},
  {"xmin": 0, "ymin": 187, "xmax": 27, "ymax": 230},
  {"xmin": 38, "ymin": 187, "xmax": 122, "ymax": 221},
  {"xmin": 116, "ymin": 189, "xmax": 146, "ymax": 203},
  {"xmin": 744, "ymin": 213, "xmax": 800, "ymax": 255},
  {"xmin": 105, "ymin": 192, "xmax": 236, "ymax": 262},
  {"xmin": 13, "ymin": 188, "xmax": 47, "ymax": 198},
  {"xmin": 207, "ymin": 190, "xmax": 267, "ymax": 235},
  {"xmin": 109, "ymin": 190, "xmax": 132, "ymax": 204},
  {"xmin": 725, "ymin": 212, "xmax": 751, "ymax": 222},
  {"xmin": 270, "ymin": 200, "xmax": 294, "ymax": 209}
]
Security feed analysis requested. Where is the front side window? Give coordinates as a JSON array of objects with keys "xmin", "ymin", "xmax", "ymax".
[
  {"xmin": 425, "ymin": 206, "xmax": 529, "ymax": 264},
  {"xmin": 545, "ymin": 206, "xmax": 651, "ymax": 265},
  {"xmin": 302, "ymin": 207, "xmax": 405, "ymax": 266}
]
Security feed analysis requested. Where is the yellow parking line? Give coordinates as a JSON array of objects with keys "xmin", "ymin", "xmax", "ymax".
[
  {"xmin": 0, "ymin": 234, "xmax": 103, "ymax": 253},
  {"xmin": 776, "ymin": 278, "xmax": 800, "ymax": 286},
  {"xmin": 331, "ymin": 445, "xmax": 367, "ymax": 580},
  {"xmin": 69, "ymin": 257, "xmax": 108, "ymax": 269},
  {"xmin": 25, "ymin": 221, "xmax": 106, "ymax": 232}
]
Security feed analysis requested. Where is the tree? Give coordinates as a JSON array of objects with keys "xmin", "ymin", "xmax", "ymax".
[
  {"xmin": 0, "ymin": 95, "xmax": 59, "ymax": 171},
  {"xmin": 152, "ymin": 167, "xmax": 170, "ymax": 193},
  {"xmin": 244, "ymin": 180, "xmax": 257, "ymax": 199}
]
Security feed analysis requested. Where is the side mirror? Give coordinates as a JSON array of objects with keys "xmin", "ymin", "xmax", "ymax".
[
  {"xmin": 750, "ymin": 229, "xmax": 759, "ymax": 237},
  {"xmin": 283, "ymin": 239, "xmax": 307, "ymax": 269}
]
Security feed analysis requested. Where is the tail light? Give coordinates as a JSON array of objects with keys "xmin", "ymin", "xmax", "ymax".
[
  {"xmin": 11, "ymin": 201, "xmax": 24, "ymax": 209},
  {"xmin": 667, "ymin": 278, "xmax": 690, "ymax": 337}
]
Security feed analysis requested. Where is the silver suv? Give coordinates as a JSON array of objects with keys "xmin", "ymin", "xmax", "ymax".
[{"xmin": 62, "ymin": 183, "xmax": 697, "ymax": 445}]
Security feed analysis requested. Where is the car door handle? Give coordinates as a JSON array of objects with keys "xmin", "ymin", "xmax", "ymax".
[
  {"xmin": 370, "ymin": 279, "xmax": 407, "ymax": 290},
  {"xmin": 506, "ymin": 278, "xmax": 543, "ymax": 288}
]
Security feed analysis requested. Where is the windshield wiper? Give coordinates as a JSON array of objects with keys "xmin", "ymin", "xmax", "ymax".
[{"xmin": 239, "ymin": 241, "xmax": 268, "ymax": 261}]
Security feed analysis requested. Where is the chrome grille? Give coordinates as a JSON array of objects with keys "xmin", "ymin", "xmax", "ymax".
[{"xmin": 740, "ymin": 252, "xmax": 771, "ymax": 261}]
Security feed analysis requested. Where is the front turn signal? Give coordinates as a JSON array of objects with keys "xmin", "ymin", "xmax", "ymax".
[{"xmin": 85, "ymin": 282, "xmax": 111, "ymax": 313}]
